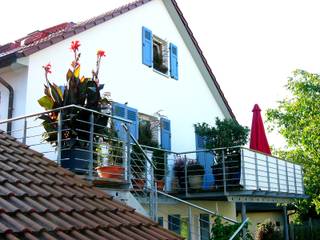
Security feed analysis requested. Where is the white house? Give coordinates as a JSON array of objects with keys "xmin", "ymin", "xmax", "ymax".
[{"xmin": 0, "ymin": 0, "xmax": 306, "ymax": 239}]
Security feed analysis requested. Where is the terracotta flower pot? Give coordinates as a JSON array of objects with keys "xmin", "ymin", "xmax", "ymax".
[
  {"xmin": 155, "ymin": 179, "xmax": 165, "ymax": 191},
  {"xmin": 96, "ymin": 166, "xmax": 124, "ymax": 179},
  {"xmin": 132, "ymin": 178, "xmax": 145, "ymax": 189}
]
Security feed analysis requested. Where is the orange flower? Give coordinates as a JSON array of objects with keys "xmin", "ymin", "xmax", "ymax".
[
  {"xmin": 43, "ymin": 63, "xmax": 52, "ymax": 74},
  {"xmin": 97, "ymin": 50, "xmax": 106, "ymax": 57},
  {"xmin": 71, "ymin": 40, "xmax": 80, "ymax": 51}
]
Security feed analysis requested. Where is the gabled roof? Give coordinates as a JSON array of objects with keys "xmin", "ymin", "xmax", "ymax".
[
  {"xmin": 0, "ymin": 131, "xmax": 182, "ymax": 240},
  {"xmin": 0, "ymin": 0, "xmax": 235, "ymax": 119}
]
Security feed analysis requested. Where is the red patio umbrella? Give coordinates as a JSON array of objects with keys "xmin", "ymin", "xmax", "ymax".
[{"xmin": 249, "ymin": 104, "xmax": 271, "ymax": 155}]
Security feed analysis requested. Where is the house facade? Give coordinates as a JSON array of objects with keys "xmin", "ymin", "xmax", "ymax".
[{"xmin": 0, "ymin": 0, "xmax": 306, "ymax": 239}]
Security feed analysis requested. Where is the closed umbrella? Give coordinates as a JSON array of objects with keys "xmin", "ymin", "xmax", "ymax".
[{"xmin": 249, "ymin": 104, "xmax": 271, "ymax": 155}]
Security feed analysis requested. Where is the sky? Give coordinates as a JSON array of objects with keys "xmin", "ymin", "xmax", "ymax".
[{"xmin": 1, "ymin": 0, "xmax": 320, "ymax": 148}]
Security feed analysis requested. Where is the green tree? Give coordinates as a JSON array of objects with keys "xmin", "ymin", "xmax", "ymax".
[{"xmin": 266, "ymin": 69, "xmax": 320, "ymax": 219}]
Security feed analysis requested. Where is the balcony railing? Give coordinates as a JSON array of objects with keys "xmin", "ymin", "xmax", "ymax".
[
  {"xmin": 0, "ymin": 106, "xmax": 306, "ymax": 201},
  {"xmin": 139, "ymin": 146, "xmax": 306, "ymax": 199}
]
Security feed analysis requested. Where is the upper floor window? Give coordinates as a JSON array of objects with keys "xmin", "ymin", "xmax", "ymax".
[{"xmin": 142, "ymin": 26, "xmax": 178, "ymax": 80}]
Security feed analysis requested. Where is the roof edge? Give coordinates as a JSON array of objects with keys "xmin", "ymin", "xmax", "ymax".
[{"xmin": 169, "ymin": 0, "xmax": 236, "ymax": 120}]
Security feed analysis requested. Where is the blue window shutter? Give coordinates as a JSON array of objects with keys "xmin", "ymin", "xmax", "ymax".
[
  {"xmin": 170, "ymin": 43, "xmax": 178, "ymax": 80},
  {"xmin": 142, "ymin": 26, "xmax": 153, "ymax": 67},
  {"xmin": 195, "ymin": 132, "xmax": 214, "ymax": 190},
  {"xmin": 126, "ymin": 106, "xmax": 139, "ymax": 140},
  {"xmin": 160, "ymin": 118, "xmax": 171, "ymax": 151},
  {"xmin": 112, "ymin": 102, "xmax": 127, "ymax": 141}
]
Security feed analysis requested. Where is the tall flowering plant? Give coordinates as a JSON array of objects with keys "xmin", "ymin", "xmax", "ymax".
[{"xmin": 38, "ymin": 40, "xmax": 110, "ymax": 145}]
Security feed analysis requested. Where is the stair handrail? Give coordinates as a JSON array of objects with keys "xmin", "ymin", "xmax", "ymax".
[
  {"xmin": 228, "ymin": 218, "xmax": 249, "ymax": 240},
  {"xmin": 122, "ymin": 123, "xmax": 156, "ymax": 169},
  {"xmin": 157, "ymin": 190, "xmax": 238, "ymax": 224}
]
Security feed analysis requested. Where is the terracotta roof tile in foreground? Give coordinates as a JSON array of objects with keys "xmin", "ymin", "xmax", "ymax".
[{"xmin": 0, "ymin": 131, "xmax": 182, "ymax": 240}]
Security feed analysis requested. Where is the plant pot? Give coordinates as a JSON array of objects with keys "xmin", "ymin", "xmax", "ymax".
[
  {"xmin": 155, "ymin": 179, "xmax": 165, "ymax": 191},
  {"xmin": 188, "ymin": 175, "xmax": 203, "ymax": 190},
  {"xmin": 132, "ymin": 178, "xmax": 145, "ymax": 189},
  {"xmin": 96, "ymin": 166, "xmax": 124, "ymax": 179},
  {"xmin": 61, "ymin": 147, "xmax": 91, "ymax": 174}
]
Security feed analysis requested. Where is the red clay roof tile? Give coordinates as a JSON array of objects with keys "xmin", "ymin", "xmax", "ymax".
[{"xmin": 0, "ymin": 131, "xmax": 182, "ymax": 239}]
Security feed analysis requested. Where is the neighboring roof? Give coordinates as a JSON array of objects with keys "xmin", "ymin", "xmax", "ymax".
[
  {"xmin": 0, "ymin": 0, "xmax": 235, "ymax": 119},
  {"xmin": 0, "ymin": 131, "xmax": 182, "ymax": 240}
]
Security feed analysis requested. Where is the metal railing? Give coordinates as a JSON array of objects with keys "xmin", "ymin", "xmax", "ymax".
[{"xmin": 0, "ymin": 105, "xmax": 132, "ymax": 182}]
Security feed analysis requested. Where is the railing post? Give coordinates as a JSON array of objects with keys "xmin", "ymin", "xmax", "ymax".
[
  {"xmin": 240, "ymin": 148, "xmax": 246, "ymax": 189},
  {"xmin": 254, "ymin": 152, "xmax": 259, "ymax": 190},
  {"xmin": 184, "ymin": 155, "xmax": 188, "ymax": 197},
  {"xmin": 276, "ymin": 158, "xmax": 280, "ymax": 192},
  {"xmin": 164, "ymin": 152, "xmax": 168, "ymax": 191},
  {"xmin": 22, "ymin": 118, "xmax": 27, "ymax": 145},
  {"xmin": 222, "ymin": 150, "xmax": 227, "ymax": 195},
  {"xmin": 88, "ymin": 112, "xmax": 94, "ymax": 181},
  {"xmin": 125, "ymin": 123, "xmax": 131, "ymax": 182},
  {"xmin": 57, "ymin": 110, "xmax": 62, "ymax": 166},
  {"xmin": 293, "ymin": 164, "xmax": 297, "ymax": 194},
  {"xmin": 188, "ymin": 207, "xmax": 192, "ymax": 240},
  {"xmin": 266, "ymin": 155, "xmax": 270, "ymax": 191},
  {"xmin": 285, "ymin": 161, "xmax": 289, "ymax": 192}
]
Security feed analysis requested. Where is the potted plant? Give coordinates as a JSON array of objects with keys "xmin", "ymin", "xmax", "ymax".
[
  {"xmin": 95, "ymin": 123, "xmax": 125, "ymax": 179},
  {"xmin": 195, "ymin": 117, "xmax": 249, "ymax": 190},
  {"xmin": 38, "ymin": 40, "xmax": 110, "ymax": 174},
  {"xmin": 187, "ymin": 160, "xmax": 205, "ymax": 190},
  {"xmin": 173, "ymin": 156, "xmax": 186, "ymax": 192},
  {"xmin": 153, "ymin": 148, "xmax": 166, "ymax": 191}
]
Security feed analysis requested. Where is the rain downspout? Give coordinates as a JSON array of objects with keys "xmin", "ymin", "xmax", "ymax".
[{"xmin": 0, "ymin": 77, "xmax": 14, "ymax": 133}]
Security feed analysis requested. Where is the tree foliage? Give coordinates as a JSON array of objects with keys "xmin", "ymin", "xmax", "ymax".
[
  {"xmin": 195, "ymin": 117, "xmax": 249, "ymax": 149},
  {"xmin": 266, "ymin": 69, "xmax": 320, "ymax": 218}
]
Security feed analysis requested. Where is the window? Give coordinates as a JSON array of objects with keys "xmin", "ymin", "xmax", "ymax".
[
  {"xmin": 142, "ymin": 26, "xmax": 178, "ymax": 79},
  {"xmin": 168, "ymin": 214, "xmax": 181, "ymax": 234},
  {"xmin": 200, "ymin": 214, "xmax": 210, "ymax": 240},
  {"xmin": 153, "ymin": 36, "xmax": 168, "ymax": 74},
  {"xmin": 158, "ymin": 217, "xmax": 164, "ymax": 226}
]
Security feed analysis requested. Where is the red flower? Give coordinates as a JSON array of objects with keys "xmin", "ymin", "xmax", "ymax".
[
  {"xmin": 43, "ymin": 63, "xmax": 52, "ymax": 74},
  {"xmin": 97, "ymin": 50, "xmax": 106, "ymax": 57},
  {"xmin": 71, "ymin": 40, "xmax": 80, "ymax": 51}
]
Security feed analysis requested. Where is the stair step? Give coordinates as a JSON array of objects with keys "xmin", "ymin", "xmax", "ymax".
[{"xmin": 92, "ymin": 177, "xmax": 130, "ymax": 189}]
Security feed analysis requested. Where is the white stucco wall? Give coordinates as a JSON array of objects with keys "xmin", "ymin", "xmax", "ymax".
[
  {"xmin": 25, "ymin": 0, "xmax": 227, "ymax": 152},
  {"xmin": 0, "ymin": 65, "xmax": 28, "ymax": 137}
]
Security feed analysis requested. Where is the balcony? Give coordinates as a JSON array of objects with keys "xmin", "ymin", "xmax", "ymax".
[
  {"xmin": 0, "ymin": 105, "xmax": 307, "ymax": 203},
  {"xmin": 152, "ymin": 147, "xmax": 306, "ymax": 202}
]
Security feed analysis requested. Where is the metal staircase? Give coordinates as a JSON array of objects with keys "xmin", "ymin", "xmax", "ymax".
[{"xmin": 0, "ymin": 105, "xmax": 248, "ymax": 240}]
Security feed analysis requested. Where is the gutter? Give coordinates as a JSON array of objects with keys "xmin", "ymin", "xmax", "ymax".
[{"xmin": 0, "ymin": 76, "xmax": 14, "ymax": 133}]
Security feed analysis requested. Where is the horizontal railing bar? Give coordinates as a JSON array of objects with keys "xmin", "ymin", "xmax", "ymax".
[{"xmin": 0, "ymin": 104, "xmax": 132, "ymax": 124}]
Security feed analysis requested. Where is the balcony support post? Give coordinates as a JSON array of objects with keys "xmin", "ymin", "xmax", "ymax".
[
  {"xmin": 188, "ymin": 207, "xmax": 192, "ymax": 240},
  {"xmin": 283, "ymin": 206, "xmax": 289, "ymax": 240},
  {"xmin": 241, "ymin": 202, "xmax": 247, "ymax": 237}
]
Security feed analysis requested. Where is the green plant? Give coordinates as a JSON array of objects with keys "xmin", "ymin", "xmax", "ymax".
[
  {"xmin": 255, "ymin": 219, "xmax": 281, "ymax": 240},
  {"xmin": 195, "ymin": 117, "xmax": 249, "ymax": 149},
  {"xmin": 211, "ymin": 216, "xmax": 253, "ymax": 240},
  {"xmin": 187, "ymin": 160, "xmax": 205, "ymax": 176},
  {"xmin": 38, "ymin": 40, "xmax": 110, "ymax": 147}
]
